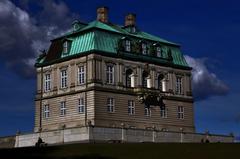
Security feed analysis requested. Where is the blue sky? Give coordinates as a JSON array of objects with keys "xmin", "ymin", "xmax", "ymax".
[{"xmin": 0, "ymin": 0, "xmax": 239, "ymax": 137}]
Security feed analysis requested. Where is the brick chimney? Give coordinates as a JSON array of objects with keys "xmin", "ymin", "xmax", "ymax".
[
  {"xmin": 97, "ymin": 6, "xmax": 109, "ymax": 23},
  {"xmin": 125, "ymin": 13, "xmax": 136, "ymax": 26}
]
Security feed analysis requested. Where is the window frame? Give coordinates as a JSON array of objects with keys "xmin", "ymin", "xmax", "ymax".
[
  {"xmin": 142, "ymin": 43, "xmax": 147, "ymax": 55},
  {"xmin": 43, "ymin": 104, "xmax": 50, "ymax": 119},
  {"xmin": 106, "ymin": 65, "xmax": 114, "ymax": 84},
  {"xmin": 128, "ymin": 100, "xmax": 135, "ymax": 115},
  {"xmin": 125, "ymin": 40, "xmax": 131, "ymax": 52},
  {"xmin": 107, "ymin": 98, "xmax": 115, "ymax": 113},
  {"xmin": 60, "ymin": 101, "xmax": 67, "ymax": 116},
  {"xmin": 177, "ymin": 106, "xmax": 184, "ymax": 119},
  {"xmin": 144, "ymin": 106, "xmax": 151, "ymax": 117},
  {"xmin": 60, "ymin": 69, "xmax": 68, "ymax": 89},
  {"xmin": 78, "ymin": 65, "xmax": 85, "ymax": 85},
  {"xmin": 63, "ymin": 41, "xmax": 68, "ymax": 54},
  {"xmin": 44, "ymin": 73, "xmax": 51, "ymax": 92},
  {"xmin": 156, "ymin": 46, "xmax": 162, "ymax": 57},
  {"xmin": 160, "ymin": 105, "xmax": 167, "ymax": 118},
  {"xmin": 78, "ymin": 98, "xmax": 85, "ymax": 114},
  {"xmin": 176, "ymin": 76, "xmax": 183, "ymax": 95}
]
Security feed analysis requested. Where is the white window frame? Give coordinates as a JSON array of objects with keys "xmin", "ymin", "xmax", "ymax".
[
  {"xmin": 78, "ymin": 98, "xmax": 85, "ymax": 113},
  {"xmin": 176, "ymin": 76, "xmax": 182, "ymax": 95},
  {"xmin": 128, "ymin": 100, "xmax": 135, "ymax": 115},
  {"xmin": 160, "ymin": 106, "xmax": 167, "ymax": 118},
  {"xmin": 106, "ymin": 65, "xmax": 114, "ymax": 84},
  {"xmin": 125, "ymin": 40, "xmax": 131, "ymax": 52},
  {"xmin": 60, "ymin": 69, "xmax": 68, "ymax": 88},
  {"xmin": 144, "ymin": 106, "xmax": 151, "ymax": 117},
  {"xmin": 44, "ymin": 73, "xmax": 51, "ymax": 92},
  {"xmin": 78, "ymin": 66, "xmax": 85, "ymax": 85},
  {"xmin": 43, "ymin": 104, "xmax": 50, "ymax": 119},
  {"xmin": 60, "ymin": 101, "xmax": 66, "ymax": 116},
  {"xmin": 107, "ymin": 98, "xmax": 115, "ymax": 113},
  {"xmin": 142, "ymin": 43, "xmax": 147, "ymax": 55},
  {"xmin": 63, "ymin": 41, "xmax": 68, "ymax": 54},
  {"xmin": 177, "ymin": 106, "xmax": 184, "ymax": 119}
]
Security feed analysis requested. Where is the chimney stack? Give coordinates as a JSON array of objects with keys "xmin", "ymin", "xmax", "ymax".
[
  {"xmin": 97, "ymin": 6, "xmax": 109, "ymax": 23},
  {"xmin": 125, "ymin": 13, "xmax": 136, "ymax": 26}
]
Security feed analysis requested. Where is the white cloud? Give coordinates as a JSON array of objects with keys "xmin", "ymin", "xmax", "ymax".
[{"xmin": 185, "ymin": 55, "xmax": 229, "ymax": 100}]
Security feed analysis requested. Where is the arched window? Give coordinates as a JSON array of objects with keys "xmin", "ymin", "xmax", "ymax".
[
  {"xmin": 126, "ymin": 69, "xmax": 133, "ymax": 87},
  {"xmin": 158, "ymin": 74, "xmax": 164, "ymax": 91},
  {"xmin": 142, "ymin": 71, "xmax": 149, "ymax": 88}
]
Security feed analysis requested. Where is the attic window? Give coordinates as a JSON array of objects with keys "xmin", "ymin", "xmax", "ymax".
[
  {"xmin": 73, "ymin": 23, "xmax": 79, "ymax": 31},
  {"xmin": 130, "ymin": 27, "xmax": 136, "ymax": 33},
  {"xmin": 156, "ymin": 46, "xmax": 162, "ymax": 57},
  {"xmin": 142, "ymin": 43, "xmax": 147, "ymax": 55},
  {"xmin": 63, "ymin": 41, "xmax": 68, "ymax": 54},
  {"xmin": 125, "ymin": 40, "xmax": 131, "ymax": 52}
]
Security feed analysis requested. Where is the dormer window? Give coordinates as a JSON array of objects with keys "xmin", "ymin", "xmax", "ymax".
[
  {"xmin": 63, "ymin": 41, "xmax": 68, "ymax": 54},
  {"xmin": 125, "ymin": 40, "xmax": 131, "ymax": 52},
  {"xmin": 142, "ymin": 43, "xmax": 147, "ymax": 55},
  {"xmin": 156, "ymin": 46, "xmax": 162, "ymax": 57},
  {"xmin": 130, "ymin": 27, "xmax": 136, "ymax": 33}
]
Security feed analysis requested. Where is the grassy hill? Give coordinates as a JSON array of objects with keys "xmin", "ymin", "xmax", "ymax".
[{"xmin": 0, "ymin": 143, "xmax": 239, "ymax": 159}]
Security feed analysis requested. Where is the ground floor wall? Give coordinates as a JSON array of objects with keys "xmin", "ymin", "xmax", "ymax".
[{"xmin": 14, "ymin": 126, "xmax": 233, "ymax": 147}]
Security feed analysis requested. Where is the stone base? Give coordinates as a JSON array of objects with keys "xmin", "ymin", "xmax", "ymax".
[{"xmin": 14, "ymin": 126, "xmax": 234, "ymax": 147}]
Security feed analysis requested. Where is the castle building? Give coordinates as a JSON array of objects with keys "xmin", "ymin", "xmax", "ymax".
[{"xmin": 35, "ymin": 7, "xmax": 195, "ymax": 134}]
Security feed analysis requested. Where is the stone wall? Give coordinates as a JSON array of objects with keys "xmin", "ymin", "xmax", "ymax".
[{"xmin": 13, "ymin": 126, "xmax": 233, "ymax": 147}]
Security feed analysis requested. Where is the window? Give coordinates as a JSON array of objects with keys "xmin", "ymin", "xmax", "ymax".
[
  {"xmin": 44, "ymin": 74, "xmax": 51, "ymax": 92},
  {"xmin": 142, "ymin": 71, "xmax": 149, "ymax": 88},
  {"xmin": 78, "ymin": 98, "xmax": 85, "ymax": 113},
  {"xmin": 160, "ymin": 106, "xmax": 167, "ymax": 118},
  {"xmin": 158, "ymin": 74, "xmax": 164, "ymax": 91},
  {"xmin": 60, "ymin": 69, "xmax": 67, "ymax": 88},
  {"xmin": 107, "ymin": 98, "xmax": 115, "ymax": 112},
  {"xmin": 128, "ymin": 100, "xmax": 135, "ymax": 115},
  {"xmin": 78, "ymin": 66, "xmax": 85, "ymax": 84},
  {"xmin": 60, "ymin": 101, "xmax": 66, "ymax": 116},
  {"xmin": 43, "ymin": 104, "xmax": 50, "ymax": 119},
  {"xmin": 156, "ymin": 46, "xmax": 162, "ymax": 57},
  {"xmin": 176, "ymin": 76, "xmax": 182, "ymax": 94},
  {"xmin": 125, "ymin": 40, "xmax": 131, "ymax": 52},
  {"xmin": 63, "ymin": 41, "xmax": 68, "ymax": 54},
  {"xmin": 144, "ymin": 106, "xmax": 151, "ymax": 117},
  {"xmin": 142, "ymin": 43, "xmax": 147, "ymax": 55},
  {"xmin": 126, "ymin": 69, "xmax": 133, "ymax": 87},
  {"xmin": 177, "ymin": 106, "xmax": 184, "ymax": 119},
  {"xmin": 106, "ymin": 65, "xmax": 114, "ymax": 84}
]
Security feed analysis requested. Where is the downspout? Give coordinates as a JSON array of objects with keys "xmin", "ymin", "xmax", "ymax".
[
  {"xmin": 39, "ymin": 66, "xmax": 43, "ymax": 132},
  {"xmin": 85, "ymin": 55, "xmax": 88, "ymax": 126}
]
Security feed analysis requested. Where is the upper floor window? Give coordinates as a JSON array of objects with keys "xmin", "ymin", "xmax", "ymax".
[
  {"xmin": 78, "ymin": 98, "xmax": 85, "ymax": 113},
  {"xmin": 142, "ymin": 43, "xmax": 147, "ymax": 55},
  {"xmin": 125, "ymin": 40, "xmax": 131, "ymax": 52},
  {"xmin": 160, "ymin": 105, "xmax": 167, "ymax": 118},
  {"xmin": 177, "ymin": 106, "xmax": 184, "ymax": 119},
  {"xmin": 106, "ymin": 65, "xmax": 114, "ymax": 84},
  {"xmin": 60, "ymin": 69, "xmax": 68, "ymax": 88},
  {"xmin": 63, "ymin": 41, "xmax": 68, "ymax": 54},
  {"xmin": 176, "ymin": 76, "xmax": 182, "ymax": 95},
  {"xmin": 128, "ymin": 100, "xmax": 135, "ymax": 115},
  {"xmin": 158, "ymin": 74, "xmax": 164, "ymax": 91},
  {"xmin": 142, "ymin": 71, "xmax": 150, "ymax": 88},
  {"xmin": 107, "ymin": 98, "xmax": 115, "ymax": 113},
  {"xmin": 60, "ymin": 101, "xmax": 66, "ymax": 116},
  {"xmin": 156, "ymin": 46, "xmax": 162, "ymax": 57},
  {"xmin": 43, "ymin": 104, "xmax": 50, "ymax": 119},
  {"xmin": 44, "ymin": 73, "xmax": 51, "ymax": 92},
  {"xmin": 126, "ymin": 69, "xmax": 134, "ymax": 88},
  {"xmin": 78, "ymin": 66, "xmax": 85, "ymax": 85},
  {"xmin": 144, "ymin": 105, "xmax": 151, "ymax": 117}
]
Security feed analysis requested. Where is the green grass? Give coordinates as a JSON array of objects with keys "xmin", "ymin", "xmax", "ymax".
[{"xmin": 0, "ymin": 143, "xmax": 239, "ymax": 159}]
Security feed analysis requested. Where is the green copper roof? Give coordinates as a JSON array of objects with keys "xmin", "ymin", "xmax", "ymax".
[{"xmin": 36, "ymin": 20, "xmax": 189, "ymax": 69}]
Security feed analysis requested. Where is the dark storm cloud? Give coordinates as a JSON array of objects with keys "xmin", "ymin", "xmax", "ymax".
[
  {"xmin": 185, "ymin": 55, "xmax": 229, "ymax": 101},
  {"xmin": 0, "ymin": 0, "xmax": 78, "ymax": 78}
]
